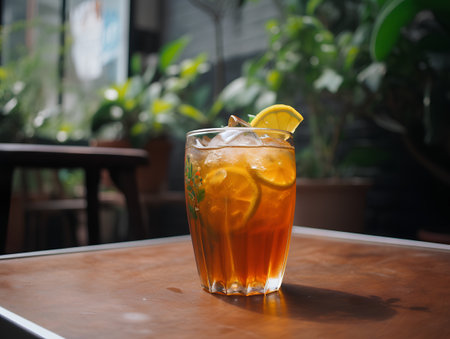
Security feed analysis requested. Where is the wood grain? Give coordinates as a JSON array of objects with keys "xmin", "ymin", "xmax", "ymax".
[{"xmin": 0, "ymin": 229, "xmax": 449, "ymax": 338}]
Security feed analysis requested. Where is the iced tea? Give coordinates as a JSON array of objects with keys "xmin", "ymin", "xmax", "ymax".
[{"xmin": 185, "ymin": 127, "xmax": 296, "ymax": 295}]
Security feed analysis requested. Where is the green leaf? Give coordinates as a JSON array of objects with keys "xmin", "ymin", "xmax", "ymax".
[
  {"xmin": 151, "ymin": 99, "xmax": 173, "ymax": 114},
  {"xmin": 370, "ymin": 0, "xmax": 419, "ymax": 61},
  {"xmin": 244, "ymin": 54, "xmax": 270, "ymax": 78},
  {"xmin": 210, "ymin": 99, "xmax": 224, "ymax": 117},
  {"xmin": 376, "ymin": 0, "xmax": 390, "ymax": 6},
  {"xmin": 91, "ymin": 101, "xmax": 122, "ymax": 132},
  {"xmin": 159, "ymin": 36, "xmax": 190, "ymax": 73},
  {"xmin": 197, "ymin": 188, "xmax": 205, "ymax": 203},
  {"xmin": 306, "ymin": 0, "xmax": 324, "ymax": 15},
  {"xmin": 0, "ymin": 67, "xmax": 9, "ymax": 80},
  {"xmin": 219, "ymin": 77, "xmax": 248, "ymax": 110},
  {"xmin": 313, "ymin": 68, "xmax": 343, "ymax": 93},
  {"xmin": 164, "ymin": 77, "xmax": 188, "ymax": 92},
  {"xmin": 285, "ymin": 16, "xmax": 304, "ymax": 38},
  {"xmin": 266, "ymin": 69, "xmax": 282, "ymax": 91},
  {"xmin": 344, "ymin": 46, "xmax": 359, "ymax": 71},
  {"xmin": 180, "ymin": 53, "xmax": 208, "ymax": 81},
  {"xmin": 192, "ymin": 84, "xmax": 210, "ymax": 109},
  {"xmin": 116, "ymin": 79, "xmax": 131, "ymax": 99},
  {"xmin": 265, "ymin": 19, "xmax": 280, "ymax": 34},
  {"xmin": 147, "ymin": 82, "xmax": 163, "ymax": 101},
  {"xmin": 357, "ymin": 62, "xmax": 386, "ymax": 92},
  {"xmin": 125, "ymin": 76, "xmax": 144, "ymax": 100},
  {"xmin": 143, "ymin": 59, "xmax": 157, "ymax": 85},
  {"xmin": 130, "ymin": 121, "xmax": 146, "ymax": 137},
  {"xmin": 130, "ymin": 54, "xmax": 142, "ymax": 76},
  {"xmin": 188, "ymin": 191, "xmax": 195, "ymax": 201},
  {"xmin": 178, "ymin": 104, "xmax": 207, "ymax": 122}
]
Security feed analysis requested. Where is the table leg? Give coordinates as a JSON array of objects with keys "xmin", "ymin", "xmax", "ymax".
[
  {"xmin": 85, "ymin": 168, "xmax": 100, "ymax": 245},
  {"xmin": 0, "ymin": 167, "xmax": 14, "ymax": 253},
  {"xmin": 109, "ymin": 168, "xmax": 146, "ymax": 240}
]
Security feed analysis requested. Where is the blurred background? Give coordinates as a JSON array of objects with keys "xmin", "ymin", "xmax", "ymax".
[{"xmin": 1, "ymin": 0, "xmax": 449, "ymax": 253}]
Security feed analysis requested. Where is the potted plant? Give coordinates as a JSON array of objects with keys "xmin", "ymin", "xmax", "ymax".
[{"xmin": 90, "ymin": 36, "xmax": 222, "ymax": 193}]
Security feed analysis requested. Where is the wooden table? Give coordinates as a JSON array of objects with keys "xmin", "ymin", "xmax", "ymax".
[
  {"xmin": 0, "ymin": 226, "xmax": 449, "ymax": 338},
  {"xmin": 0, "ymin": 143, "xmax": 148, "ymax": 253}
]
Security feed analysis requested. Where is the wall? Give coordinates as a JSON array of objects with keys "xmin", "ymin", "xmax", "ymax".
[{"xmin": 161, "ymin": 0, "xmax": 278, "ymax": 61}]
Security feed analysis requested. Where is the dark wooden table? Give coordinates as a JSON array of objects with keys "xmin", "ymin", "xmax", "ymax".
[
  {"xmin": 0, "ymin": 226, "xmax": 449, "ymax": 338},
  {"xmin": 0, "ymin": 143, "xmax": 148, "ymax": 253}
]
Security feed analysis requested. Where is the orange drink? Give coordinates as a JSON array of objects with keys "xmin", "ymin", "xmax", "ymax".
[{"xmin": 185, "ymin": 127, "xmax": 296, "ymax": 295}]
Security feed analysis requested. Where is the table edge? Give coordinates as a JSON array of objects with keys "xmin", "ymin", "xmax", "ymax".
[
  {"xmin": 1, "ymin": 227, "xmax": 448, "ymax": 260},
  {"xmin": 0, "ymin": 306, "xmax": 64, "ymax": 339},
  {"xmin": 0, "ymin": 235, "xmax": 191, "ymax": 260},
  {"xmin": 293, "ymin": 226, "xmax": 450, "ymax": 251}
]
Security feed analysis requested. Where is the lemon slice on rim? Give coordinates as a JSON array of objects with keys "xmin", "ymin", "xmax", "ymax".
[
  {"xmin": 250, "ymin": 104, "xmax": 303, "ymax": 133},
  {"xmin": 250, "ymin": 149, "xmax": 296, "ymax": 189},
  {"xmin": 202, "ymin": 166, "xmax": 260, "ymax": 231}
]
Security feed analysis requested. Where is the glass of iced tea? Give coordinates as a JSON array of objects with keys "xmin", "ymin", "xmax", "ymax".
[{"xmin": 185, "ymin": 127, "xmax": 296, "ymax": 295}]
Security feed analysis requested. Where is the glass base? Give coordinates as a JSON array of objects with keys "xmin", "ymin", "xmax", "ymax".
[{"xmin": 202, "ymin": 278, "xmax": 282, "ymax": 296}]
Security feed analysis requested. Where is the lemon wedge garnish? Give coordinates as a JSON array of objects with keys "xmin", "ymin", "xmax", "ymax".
[{"xmin": 250, "ymin": 104, "xmax": 303, "ymax": 133}]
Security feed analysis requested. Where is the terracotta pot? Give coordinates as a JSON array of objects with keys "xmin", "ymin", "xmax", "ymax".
[
  {"xmin": 91, "ymin": 137, "xmax": 172, "ymax": 194},
  {"xmin": 294, "ymin": 177, "xmax": 372, "ymax": 233}
]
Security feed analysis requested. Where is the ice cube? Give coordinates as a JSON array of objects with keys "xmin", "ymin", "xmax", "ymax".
[
  {"xmin": 261, "ymin": 135, "xmax": 293, "ymax": 148},
  {"xmin": 193, "ymin": 136, "xmax": 210, "ymax": 148},
  {"xmin": 208, "ymin": 128, "xmax": 263, "ymax": 148},
  {"xmin": 232, "ymin": 131, "xmax": 264, "ymax": 146}
]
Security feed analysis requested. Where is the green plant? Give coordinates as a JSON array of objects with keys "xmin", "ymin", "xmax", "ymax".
[
  {"xmin": 0, "ymin": 19, "xmax": 99, "ymax": 143},
  {"xmin": 91, "ymin": 36, "xmax": 224, "ymax": 147},
  {"xmin": 217, "ymin": 0, "xmax": 379, "ymax": 178},
  {"xmin": 0, "ymin": 20, "xmax": 65, "ymax": 142},
  {"xmin": 216, "ymin": 0, "xmax": 450, "ymax": 181}
]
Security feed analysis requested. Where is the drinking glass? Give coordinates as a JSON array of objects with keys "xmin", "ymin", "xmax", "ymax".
[{"xmin": 185, "ymin": 127, "xmax": 296, "ymax": 295}]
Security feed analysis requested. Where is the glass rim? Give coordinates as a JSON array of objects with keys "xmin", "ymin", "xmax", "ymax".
[{"xmin": 186, "ymin": 127, "xmax": 293, "ymax": 138}]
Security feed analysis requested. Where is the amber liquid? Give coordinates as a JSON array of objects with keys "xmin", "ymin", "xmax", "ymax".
[{"xmin": 185, "ymin": 144, "xmax": 296, "ymax": 295}]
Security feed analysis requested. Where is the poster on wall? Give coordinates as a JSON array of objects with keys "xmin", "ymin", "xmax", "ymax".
[{"xmin": 70, "ymin": 0, "xmax": 129, "ymax": 83}]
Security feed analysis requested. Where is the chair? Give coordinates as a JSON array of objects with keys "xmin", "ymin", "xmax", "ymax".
[{"xmin": 0, "ymin": 143, "xmax": 148, "ymax": 253}]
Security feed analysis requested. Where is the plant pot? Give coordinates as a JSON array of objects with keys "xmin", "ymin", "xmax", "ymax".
[
  {"xmin": 294, "ymin": 177, "xmax": 372, "ymax": 233},
  {"xmin": 91, "ymin": 136, "xmax": 172, "ymax": 194}
]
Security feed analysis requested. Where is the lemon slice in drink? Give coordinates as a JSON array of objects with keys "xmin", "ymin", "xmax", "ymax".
[
  {"xmin": 202, "ymin": 167, "xmax": 260, "ymax": 231},
  {"xmin": 249, "ymin": 104, "xmax": 300, "ymax": 188},
  {"xmin": 250, "ymin": 149, "xmax": 296, "ymax": 189},
  {"xmin": 250, "ymin": 104, "xmax": 303, "ymax": 133}
]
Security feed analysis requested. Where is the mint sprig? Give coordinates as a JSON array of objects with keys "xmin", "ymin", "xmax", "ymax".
[{"xmin": 185, "ymin": 156, "xmax": 205, "ymax": 219}]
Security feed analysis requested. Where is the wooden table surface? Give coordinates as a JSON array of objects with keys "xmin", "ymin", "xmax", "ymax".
[{"xmin": 0, "ymin": 226, "xmax": 449, "ymax": 338}]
